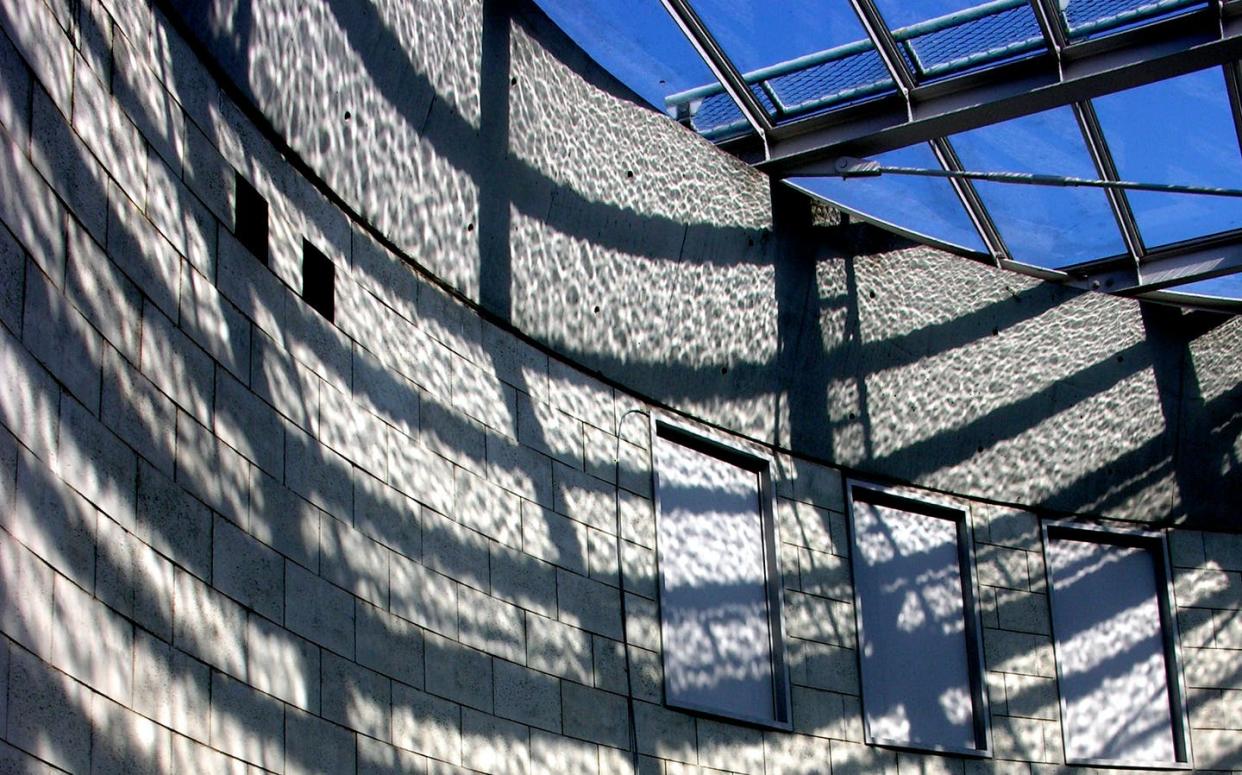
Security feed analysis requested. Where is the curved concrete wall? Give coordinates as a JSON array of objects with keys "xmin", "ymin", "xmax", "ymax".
[{"xmin": 0, "ymin": 0, "xmax": 1237, "ymax": 772}]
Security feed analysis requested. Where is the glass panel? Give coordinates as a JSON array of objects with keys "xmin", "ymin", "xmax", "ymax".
[
  {"xmin": 791, "ymin": 144, "xmax": 986, "ymax": 253},
  {"xmin": 1164, "ymin": 271, "xmax": 1242, "ymax": 300},
  {"xmin": 949, "ymin": 106, "xmax": 1127, "ymax": 268},
  {"xmin": 1062, "ymin": 0, "xmax": 1206, "ymax": 40},
  {"xmin": 677, "ymin": 0, "xmax": 895, "ymax": 121},
  {"xmin": 851, "ymin": 491, "xmax": 985, "ymax": 754},
  {"xmin": 1093, "ymin": 67, "xmax": 1242, "ymax": 248},
  {"xmin": 655, "ymin": 429, "xmax": 787, "ymax": 726},
  {"xmin": 873, "ymin": 0, "xmax": 1046, "ymax": 81},
  {"xmin": 530, "ymin": 0, "xmax": 719, "ymax": 113},
  {"xmin": 1047, "ymin": 534, "xmax": 1181, "ymax": 765}
]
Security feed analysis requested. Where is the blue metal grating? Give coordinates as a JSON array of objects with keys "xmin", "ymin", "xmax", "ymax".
[
  {"xmin": 1063, "ymin": 0, "xmax": 1205, "ymax": 37},
  {"xmin": 767, "ymin": 49, "xmax": 893, "ymax": 114},
  {"xmin": 901, "ymin": 4, "xmax": 1045, "ymax": 80}
]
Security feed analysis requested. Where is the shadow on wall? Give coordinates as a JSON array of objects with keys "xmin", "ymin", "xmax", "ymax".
[{"xmin": 0, "ymin": 0, "xmax": 1238, "ymax": 772}]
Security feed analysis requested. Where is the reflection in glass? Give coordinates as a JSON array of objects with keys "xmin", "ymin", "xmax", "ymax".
[
  {"xmin": 1093, "ymin": 67, "xmax": 1242, "ymax": 248},
  {"xmin": 1163, "ymin": 271, "xmax": 1242, "ymax": 300},
  {"xmin": 655, "ymin": 431, "xmax": 785, "ymax": 725},
  {"xmin": 949, "ymin": 106, "xmax": 1127, "ymax": 268},
  {"xmin": 791, "ymin": 143, "xmax": 986, "ymax": 253},
  {"xmin": 1047, "ymin": 535, "xmax": 1180, "ymax": 764},
  {"xmin": 852, "ymin": 494, "xmax": 983, "ymax": 753}
]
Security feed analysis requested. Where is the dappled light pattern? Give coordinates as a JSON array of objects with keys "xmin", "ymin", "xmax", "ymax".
[
  {"xmin": 656, "ymin": 433, "xmax": 779, "ymax": 723},
  {"xmin": 853, "ymin": 498, "xmax": 978, "ymax": 751},
  {"xmin": 1048, "ymin": 535, "xmax": 1179, "ymax": 763}
]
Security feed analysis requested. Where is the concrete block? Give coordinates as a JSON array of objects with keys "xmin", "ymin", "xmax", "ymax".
[
  {"xmin": 1174, "ymin": 567, "xmax": 1242, "ymax": 610},
  {"xmin": 1184, "ymin": 646, "xmax": 1242, "ymax": 690},
  {"xmin": 215, "ymin": 366, "xmax": 284, "ymax": 477},
  {"xmin": 995, "ymin": 589, "xmax": 1051, "ymax": 636},
  {"xmin": 354, "ymin": 466, "xmax": 422, "ymax": 561},
  {"xmin": 218, "ymin": 227, "xmax": 287, "ymax": 344},
  {"xmin": 830, "ymin": 739, "xmax": 898, "ymax": 775},
  {"xmin": 774, "ymin": 455, "xmax": 845, "ymax": 512},
  {"xmin": 102, "ymin": 346, "xmax": 176, "ymax": 476},
  {"xmin": 358, "ymin": 734, "xmax": 430, "ymax": 774},
  {"xmin": 0, "ymin": 114, "xmax": 65, "ymax": 281},
  {"xmin": 992, "ymin": 715, "xmax": 1046, "ymax": 762},
  {"xmin": 623, "ymin": 593, "xmax": 662, "ymax": 652},
  {"xmin": 9, "ymin": 448, "xmax": 96, "ymax": 590},
  {"xmin": 1003, "ymin": 673, "xmax": 1058, "ymax": 721},
  {"xmin": 213, "ymin": 515, "xmax": 284, "ymax": 621},
  {"xmin": 553, "ymin": 461, "xmax": 615, "ymax": 533},
  {"xmin": 486, "ymin": 429, "xmax": 553, "ymax": 509},
  {"xmin": 90, "ymin": 691, "xmax": 173, "ymax": 774},
  {"xmin": 523, "ymin": 501, "xmax": 589, "ymax": 576},
  {"xmin": 494, "ymin": 659, "xmax": 562, "ymax": 734},
  {"xmin": 170, "ymin": 731, "xmax": 249, "ymax": 774},
  {"xmin": 463, "ymin": 707, "xmax": 530, "ymax": 775},
  {"xmin": 142, "ymin": 298, "xmax": 214, "ymax": 425},
  {"xmin": 982, "ymin": 628, "xmax": 1056, "ymax": 678},
  {"xmin": 66, "ymin": 219, "xmax": 141, "ymax": 364},
  {"xmin": 458, "ymin": 585, "xmax": 525, "ymax": 663},
  {"xmin": 392, "ymin": 681, "xmax": 463, "ymax": 766},
  {"xmin": 0, "ymin": 738, "xmax": 59, "ymax": 774},
  {"xmin": 491, "ymin": 542, "xmax": 557, "ymax": 618},
  {"xmin": 980, "ymin": 506, "xmax": 1040, "ymax": 552},
  {"xmin": 0, "ymin": 17, "xmax": 32, "ymax": 150},
  {"xmin": 95, "ymin": 512, "xmax": 136, "ymax": 619},
  {"xmin": 517, "ymin": 393, "xmax": 583, "ymax": 470},
  {"xmin": 285, "ymin": 293, "xmax": 352, "ymax": 390},
  {"xmin": 30, "ymin": 82, "xmax": 107, "ymax": 245},
  {"xmin": 251, "ymin": 327, "xmax": 319, "ymax": 432},
  {"xmin": 146, "ymin": 151, "xmax": 215, "ymax": 275},
  {"xmin": 386, "ymin": 428, "xmax": 455, "ymax": 516},
  {"xmin": 350, "ymin": 227, "xmax": 419, "ymax": 323},
  {"xmin": 620, "ymin": 540, "xmax": 657, "ymax": 600},
  {"xmin": 285, "ymin": 706, "xmax": 356, "ymax": 775},
  {"xmin": 425, "ymin": 630, "xmax": 494, "ymax": 712},
  {"xmin": 454, "ymin": 357, "xmax": 518, "ymax": 439},
  {"xmin": 618, "ymin": 492, "xmax": 655, "ymax": 550},
  {"xmin": 72, "ymin": 54, "xmax": 147, "ymax": 206},
  {"xmin": 976, "ymin": 544, "xmax": 1031, "ymax": 591},
  {"xmin": 526, "ymin": 611, "xmax": 592, "ymax": 685},
  {"xmin": 785, "ymin": 590, "xmax": 855, "ymax": 648},
  {"xmin": 634, "ymin": 701, "xmax": 697, "ymax": 764},
  {"xmin": 173, "ymin": 567, "xmax": 246, "ymax": 677},
  {"xmin": 57, "ymin": 391, "xmax": 136, "ymax": 528},
  {"xmin": 7, "ymin": 647, "xmax": 92, "ymax": 773},
  {"xmin": 548, "ymin": 358, "xmax": 615, "ymax": 433},
  {"xmin": 353, "ymin": 343, "xmax": 420, "ymax": 439},
  {"xmin": 584, "ymin": 424, "xmax": 620, "ymax": 487},
  {"xmin": 1217, "ymin": 607, "xmax": 1242, "ymax": 649},
  {"xmin": 592, "ymin": 635, "xmax": 628, "ymax": 696},
  {"xmin": 1191, "ymin": 727, "xmax": 1242, "ymax": 770},
  {"xmin": 1204, "ymin": 531, "xmax": 1242, "ymax": 572},
  {"xmin": 421, "ymin": 399, "xmax": 486, "ymax": 474},
  {"xmin": 617, "ymin": 438, "xmax": 652, "ymax": 500},
  {"xmin": 183, "ymin": 117, "xmax": 232, "ymax": 226},
  {"xmin": 106, "ymin": 183, "xmax": 181, "ymax": 321},
  {"xmin": 358, "ymin": 598, "xmax": 425, "ymax": 689},
  {"xmin": 456, "ymin": 465, "xmax": 522, "ymax": 548},
  {"xmin": 285, "ymin": 421, "xmax": 353, "ymax": 522},
  {"xmin": 175, "ymin": 409, "xmax": 250, "ymax": 526},
  {"xmin": 135, "ymin": 457, "xmax": 212, "ymax": 581},
  {"xmin": 0, "ymin": 528, "xmax": 54, "ymax": 659},
  {"xmin": 0, "ymin": 215, "xmax": 23, "ymax": 336},
  {"xmin": 322, "ymin": 649, "xmax": 393, "ymax": 741},
  {"xmin": 132, "ymin": 628, "xmax": 211, "ymax": 739},
  {"xmin": 789, "ymin": 639, "xmax": 859, "ymax": 695},
  {"xmin": 322, "ymin": 511, "xmax": 390, "ymax": 607},
  {"xmin": 0, "ymin": 326, "xmax": 60, "ymax": 464},
  {"xmin": 423, "ymin": 509, "xmax": 490, "ymax": 592},
  {"xmin": 628, "ymin": 645, "xmax": 662, "ymax": 703},
  {"xmin": 285, "ymin": 560, "xmax": 355, "ymax": 657},
  {"xmin": 1177, "ymin": 606, "xmax": 1216, "ymax": 648},
  {"xmin": 558, "ymin": 567, "xmax": 625, "ymax": 642},
  {"xmin": 1169, "ymin": 529, "xmax": 1206, "ymax": 568},
  {"xmin": 390, "ymin": 552, "xmax": 458, "ymax": 639},
  {"xmin": 418, "ymin": 282, "xmax": 482, "ymax": 364},
  {"xmin": 697, "ymin": 717, "xmax": 764, "ymax": 775},
  {"xmin": 776, "ymin": 498, "xmax": 840, "ymax": 556},
  {"xmin": 249, "ymin": 465, "xmax": 320, "ymax": 570},
  {"xmin": 562, "ymin": 682, "xmax": 630, "ymax": 750},
  {"xmin": 24, "ymin": 263, "xmax": 102, "ymax": 410},
  {"xmin": 210, "ymin": 670, "xmax": 285, "ymax": 771},
  {"xmin": 530, "ymin": 729, "xmax": 598, "ymax": 775},
  {"xmin": 112, "ymin": 31, "xmax": 186, "ymax": 176},
  {"xmin": 762, "ymin": 729, "xmax": 833, "ymax": 775},
  {"xmin": 245, "ymin": 613, "xmax": 320, "ymax": 713}
]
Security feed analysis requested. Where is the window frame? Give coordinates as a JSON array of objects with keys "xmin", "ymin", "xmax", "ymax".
[
  {"xmin": 650, "ymin": 415, "xmax": 793, "ymax": 731},
  {"xmin": 1040, "ymin": 521, "xmax": 1193, "ymax": 770},
  {"xmin": 846, "ymin": 480, "xmax": 992, "ymax": 758}
]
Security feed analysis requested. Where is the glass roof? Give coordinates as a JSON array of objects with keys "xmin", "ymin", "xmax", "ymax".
[{"xmin": 533, "ymin": 0, "xmax": 1242, "ymax": 312}]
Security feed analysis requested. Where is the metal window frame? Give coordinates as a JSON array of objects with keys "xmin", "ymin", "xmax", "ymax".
[
  {"xmin": 1040, "ymin": 521, "xmax": 1193, "ymax": 770},
  {"xmin": 650, "ymin": 414, "xmax": 794, "ymax": 731},
  {"xmin": 845, "ymin": 481, "xmax": 993, "ymax": 759}
]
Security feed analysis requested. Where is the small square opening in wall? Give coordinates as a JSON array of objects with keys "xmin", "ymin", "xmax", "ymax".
[
  {"xmin": 302, "ymin": 239, "xmax": 335, "ymax": 322},
  {"xmin": 234, "ymin": 172, "xmax": 269, "ymax": 264}
]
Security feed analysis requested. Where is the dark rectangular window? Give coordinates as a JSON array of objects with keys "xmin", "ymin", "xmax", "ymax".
[
  {"xmin": 653, "ymin": 419, "xmax": 791, "ymax": 729},
  {"xmin": 234, "ymin": 173, "xmax": 269, "ymax": 264},
  {"xmin": 848, "ymin": 483, "xmax": 990, "ymax": 756},
  {"xmin": 301, "ymin": 239, "xmax": 335, "ymax": 322},
  {"xmin": 1044, "ymin": 523, "xmax": 1190, "ymax": 768}
]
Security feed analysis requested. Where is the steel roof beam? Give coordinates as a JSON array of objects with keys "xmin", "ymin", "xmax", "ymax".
[
  {"xmin": 930, "ymin": 137, "xmax": 1007, "ymax": 264},
  {"xmin": 656, "ymin": 0, "xmax": 775, "ymax": 137},
  {"xmin": 760, "ymin": 8, "xmax": 1242, "ymax": 175},
  {"xmin": 1073, "ymin": 101, "xmax": 1144, "ymax": 265},
  {"xmin": 848, "ymin": 0, "xmax": 917, "ymax": 97},
  {"xmin": 1028, "ymin": 0, "xmax": 1069, "ymax": 56}
]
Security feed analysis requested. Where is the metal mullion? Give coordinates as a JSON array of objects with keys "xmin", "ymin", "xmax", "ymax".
[
  {"xmin": 1224, "ymin": 61, "xmax": 1242, "ymax": 157},
  {"xmin": 1073, "ymin": 101, "xmax": 1145, "ymax": 267},
  {"xmin": 848, "ymin": 0, "xmax": 918, "ymax": 97},
  {"xmin": 1028, "ymin": 0, "xmax": 1070, "ymax": 59},
  {"xmin": 931, "ymin": 137, "xmax": 1008, "ymax": 264},
  {"xmin": 656, "ymin": 0, "xmax": 775, "ymax": 138}
]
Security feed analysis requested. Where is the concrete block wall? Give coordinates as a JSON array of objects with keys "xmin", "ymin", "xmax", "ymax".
[{"xmin": 0, "ymin": 0, "xmax": 1237, "ymax": 774}]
